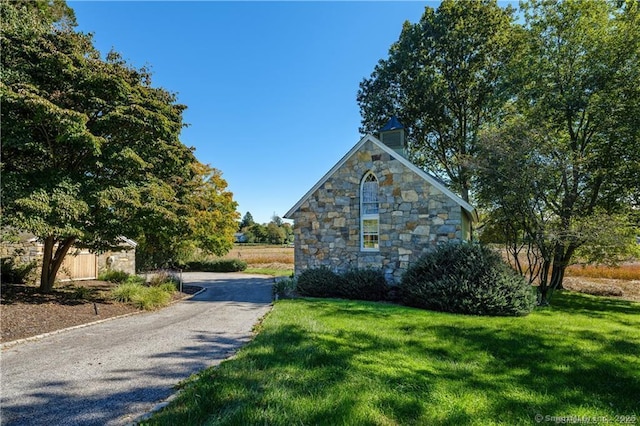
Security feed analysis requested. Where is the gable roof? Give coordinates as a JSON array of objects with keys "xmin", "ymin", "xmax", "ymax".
[{"xmin": 284, "ymin": 134, "xmax": 477, "ymax": 220}]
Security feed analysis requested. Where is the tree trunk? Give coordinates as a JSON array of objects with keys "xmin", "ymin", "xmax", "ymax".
[
  {"xmin": 39, "ymin": 236, "xmax": 77, "ymax": 293},
  {"xmin": 549, "ymin": 243, "xmax": 577, "ymax": 293},
  {"xmin": 550, "ymin": 263, "xmax": 567, "ymax": 293},
  {"xmin": 537, "ymin": 259, "xmax": 552, "ymax": 306}
]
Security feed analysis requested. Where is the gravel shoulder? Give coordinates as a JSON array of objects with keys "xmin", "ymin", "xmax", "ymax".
[{"xmin": 0, "ymin": 272, "xmax": 273, "ymax": 426}]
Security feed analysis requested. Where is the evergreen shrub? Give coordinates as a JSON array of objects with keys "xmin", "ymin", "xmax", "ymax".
[
  {"xmin": 185, "ymin": 259, "xmax": 247, "ymax": 272},
  {"xmin": 273, "ymin": 275, "xmax": 296, "ymax": 299},
  {"xmin": 400, "ymin": 243, "xmax": 536, "ymax": 316},
  {"xmin": 295, "ymin": 267, "xmax": 343, "ymax": 298},
  {"xmin": 340, "ymin": 268, "xmax": 389, "ymax": 301}
]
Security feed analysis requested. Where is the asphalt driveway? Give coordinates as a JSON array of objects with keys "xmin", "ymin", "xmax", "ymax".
[{"xmin": 0, "ymin": 272, "xmax": 273, "ymax": 425}]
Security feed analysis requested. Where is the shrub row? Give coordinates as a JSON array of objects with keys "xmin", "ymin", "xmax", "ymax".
[
  {"xmin": 295, "ymin": 267, "xmax": 389, "ymax": 302},
  {"xmin": 185, "ymin": 259, "xmax": 247, "ymax": 273},
  {"xmin": 294, "ymin": 243, "xmax": 535, "ymax": 317}
]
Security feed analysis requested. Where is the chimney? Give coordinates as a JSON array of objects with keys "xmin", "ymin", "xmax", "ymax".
[{"xmin": 378, "ymin": 116, "xmax": 406, "ymax": 157}]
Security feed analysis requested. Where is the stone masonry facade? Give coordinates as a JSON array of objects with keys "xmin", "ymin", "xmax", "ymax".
[{"xmin": 289, "ymin": 139, "xmax": 471, "ymax": 283}]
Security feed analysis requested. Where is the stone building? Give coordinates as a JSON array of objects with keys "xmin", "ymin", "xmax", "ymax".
[{"xmin": 284, "ymin": 118, "xmax": 477, "ymax": 283}]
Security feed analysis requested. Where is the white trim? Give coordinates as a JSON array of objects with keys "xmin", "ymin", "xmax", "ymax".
[
  {"xmin": 284, "ymin": 134, "xmax": 477, "ymax": 220},
  {"xmin": 360, "ymin": 172, "xmax": 380, "ymax": 251}
]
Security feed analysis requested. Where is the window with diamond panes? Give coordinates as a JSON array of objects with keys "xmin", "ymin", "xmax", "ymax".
[{"xmin": 361, "ymin": 173, "xmax": 379, "ymax": 250}]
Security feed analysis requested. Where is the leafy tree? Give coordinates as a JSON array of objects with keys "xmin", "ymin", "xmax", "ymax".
[
  {"xmin": 477, "ymin": 0, "xmax": 640, "ymax": 303},
  {"xmin": 1, "ymin": 1, "xmax": 237, "ymax": 291},
  {"xmin": 184, "ymin": 164, "xmax": 238, "ymax": 257},
  {"xmin": 270, "ymin": 214, "xmax": 283, "ymax": 227},
  {"xmin": 266, "ymin": 222, "xmax": 286, "ymax": 245},
  {"xmin": 357, "ymin": 0, "xmax": 517, "ymax": 202},
  {"xmin": 248, "ymin": 223, "xmax": 267, "ymax": 244},
  {"xmin": 239, "ymin": 211, "xmax": 255, "ymax": 231},
  {"xmin": 282, "ymin": 222, "xmax": 294, "ymax": 244}
]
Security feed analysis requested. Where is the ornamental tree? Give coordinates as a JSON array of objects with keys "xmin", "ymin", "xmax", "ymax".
[{"xmin": 1, "ymin": 1, "xmax": 237, "ymax": 291}]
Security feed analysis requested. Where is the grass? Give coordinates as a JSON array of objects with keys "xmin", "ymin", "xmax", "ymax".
[
  {"xmin": 143, "ymin": 292, "xmax": 640, "ymax": 425},
  {"xmin": 109, "ymin": 275, "xmax": 176, "ymax": 310},
  {"xmin": 245, "ymin": 268, "xmax": 292, "ymax": 277}
]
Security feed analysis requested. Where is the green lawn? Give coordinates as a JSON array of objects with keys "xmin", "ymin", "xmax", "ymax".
[
  {"xmin": 244, "ymin": 267, "xmax": 292, "ymax": 277},
  {"xmin": 144, "ymin": 292, "xmax": 640, "ymax": 425}
]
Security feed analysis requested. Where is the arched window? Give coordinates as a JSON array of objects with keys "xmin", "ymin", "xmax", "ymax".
[{"xmin": 361, "ymin": 172, "xmax": 379, "ymax": 251}]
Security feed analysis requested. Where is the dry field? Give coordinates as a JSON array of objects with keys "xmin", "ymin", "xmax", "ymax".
[
  {"xmin": 218, "ymin": 244, "xmax": 294, "ymax": 270},
  {"xmin": 565, "ymin": 262, "xmax": 640, "ymax": 280},
  {"xmin": 563, "ymin": 262, "xmax": 640, "ymax": 302}
]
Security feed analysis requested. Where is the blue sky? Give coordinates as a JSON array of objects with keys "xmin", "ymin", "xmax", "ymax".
[{"xmin": 70, "ymin": 1, "xmax": 433, "ymax": 224}]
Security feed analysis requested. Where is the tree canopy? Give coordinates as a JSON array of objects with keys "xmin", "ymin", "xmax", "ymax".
[
  {"xmin": 358, "ymin": 0, "xmax": 517, "ymax": 202},
  {"xmin": 1, "ymin": 1, "xmax": 238, "ymax": 291},
  {"xmin": 359, "ymin": 0, "xmax": 640, "ymax": 303}
]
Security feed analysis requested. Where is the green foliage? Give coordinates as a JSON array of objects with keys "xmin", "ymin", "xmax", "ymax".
[
  {"xmin": 185, "ymin": 259, "xmax": 247, "ymax": 273},
  {"xmin": 239, "ymin": 211, "xmax": 255, "ymax": 230},
  {"xmin": 295, "ymin": 268, "xmax": 389, "ymax": 301},
  {"xmin": 476, "ymin": 0, "xmax": 640, "ymax": 302},
  {"xmin": 401, "ymin": 243, "xmax": 536, "ymax": 316},
  {"xmin": 126, "ymin": 275, "xmax": 145, "ymax": 286},
  {"xmin": 295, "ymin": 267, "xmax": 343, "ymax": 298},
  {"xmin": 135, "ymin": 286, "xmax": 172, "ymax": 310},
  {"xmin": 147, "ymin": 271, "xmax": 179, "ymax": 288},
  {"xmin": 98, "ymin": 270, "xmax": 130, "ymax": 284},
  {"xmin": 110, "ymin": 282, "xmax": 143, "ymax": 303},
  {"xmin": 238, "ymin": 214, "xmax": 293, "ymax": 245},
  {"xmin": 339, "ymin": 269, "xmax": 388, "ymax": 301},
  {"xmin": 109, "ymin": 279, "xmax": 174, "ymax": 310},
  {"xmin": 144, "ymin": 295, "xmax": 640, "ymax": 425},
  {"xmin": 358, "ymin": 0, "xmax": 517, "ymax": 201},
  {"xmin": 273, "ymin": 276, "xmax": 296, "ymax": 299},
  {"xmin": 0, "ymin": 1, "xmax": 238, "ymax": 291},
  {"xmin": 157, "ymin": 281, "xmax": 178, "ymax": 293},
  {"xmin": 70, "ymin": 285, "xmax": 93, "ymax": 300},
  {"xmin": 0, "ymin": 258, "xmax": 37, "ymax": 284},
  {"xmin": 266, "ymin": 222, "xmax": 287, "ymax": 245}
]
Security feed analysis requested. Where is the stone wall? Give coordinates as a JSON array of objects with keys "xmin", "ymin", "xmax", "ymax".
[
  {"xmin": 290, "ymin": 140, "xmax": 470, "ymax": 283},
  {"xmin": 97, "ymin": 247, "xmax": 136, "ymax": 275},
  {"xmin": 0, "ymin": 238, "xmax": 42, "ymax": 265}
]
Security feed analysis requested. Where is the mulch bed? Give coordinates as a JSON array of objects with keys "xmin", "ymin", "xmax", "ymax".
[{"xmin": 1, "ymin": 280, "xmax": 200, "ymax": 344}]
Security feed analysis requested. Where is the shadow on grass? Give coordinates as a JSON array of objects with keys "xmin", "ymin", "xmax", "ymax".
[
  {"xmin": 547, "ymin": 290, "xmax": 640, "ymax": 316},
  {"xmin": 147, "ymin": 294, "xmax": 640, "ymax": 425}
]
